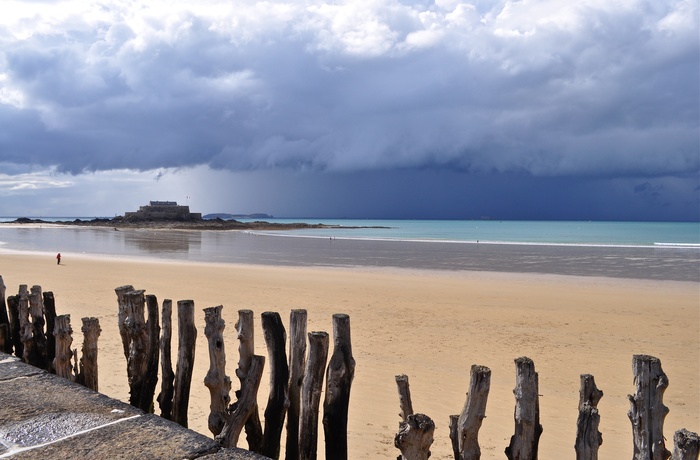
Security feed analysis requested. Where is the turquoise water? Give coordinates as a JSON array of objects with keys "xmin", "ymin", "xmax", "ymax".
[{"xmin": 241, "ymin": 219, "xmax": 700, "ymax": 248}]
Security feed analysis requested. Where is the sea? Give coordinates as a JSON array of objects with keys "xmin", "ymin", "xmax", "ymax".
[{"xmin": 0, "ymin": 218, "xmax": 698, "ymax": 281}]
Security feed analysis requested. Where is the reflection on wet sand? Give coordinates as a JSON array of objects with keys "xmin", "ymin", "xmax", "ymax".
[{"xmin": 122, "ymin": 230, "xmax": 201, "ymax": 254}]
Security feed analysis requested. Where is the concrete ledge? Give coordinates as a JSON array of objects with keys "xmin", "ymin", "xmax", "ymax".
[{"xmin": 0, "ymin": 353, "xmax": 269, "ymax": 459}]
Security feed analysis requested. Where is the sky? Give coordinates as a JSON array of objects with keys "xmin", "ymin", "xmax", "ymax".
[{"xmin": 0, "ymin": 0, "xmax": 698, "ymax": 221}]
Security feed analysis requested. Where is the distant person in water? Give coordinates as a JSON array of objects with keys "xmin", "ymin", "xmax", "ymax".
[{"xmin": 56, "ymin": 253, "xmax": 61, "ymax": 265}]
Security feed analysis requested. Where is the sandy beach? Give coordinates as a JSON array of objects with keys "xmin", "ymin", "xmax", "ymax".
[{"xmin": 0, "ymin": 250, "xmax": 697, "ymax": 459}]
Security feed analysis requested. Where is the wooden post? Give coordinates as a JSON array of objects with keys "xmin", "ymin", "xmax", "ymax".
[
  {"xmin": 628, "ymin": 354, "xmax": 671, "ymax": 460},
  {"xmin": 0, "ymin": 275, "xmax": 11, "ymax": 354},
  {"xmin": 323, "ymin": 313, "xmax": 356, "ymax": 460},
  {"xmin": 396, "ymin": 374, "xmax": 414, "ymax": 422},
  {"xmin": 235, "ymin": 309, "xmax": 263, "ymax": 452},
  {"xmin": 395, "ymin": 413, "xmax": 435, "ymax": 460},
  {"xmin": 505, "ymin": 356, "xmax": 542, "ymax": 460},
  {"xmin": 54, "ymin": 314, "xmax": 74, "ymax": 380},
  {"xmin": 450, "ymin": 365, "xmax": 491, "ymax": 460},
  {"xmin": 7, "ymin": 295, "xmax": 21, "ymax": 359},
  {"xmin": 286, "ymin": 309, "xmax": 307, "ymax": 460},
  {"xmin": 157, "ymin": 299, "xmax": 175, "ymax": 420},
  {"xmin": 217, "ymin": 354, "xmax": 266, "ymax": 448},
  {"xmin": 575, "ymin": 374, "xmax": 603, "ymax": 460},
  {"xmin": 299, "ymin": 331, "xmax": 329, "ymax": 460},
  {"xmin": 672, "ymin": 429, "xmax": 700, "ymax": 460},
  {"xmin": 29, "ymin": 285, "xmax": 49, "ymax": 370},
  {"xmin": 78, "ymin": 317, "xmax": 101, "ymax": 391},
  {"xmin": 124, "ymin": 289, "xmax": 149, "ymax": 410},
  {"xmin": 18, "ymin": 285, "xmax": 33, "ymax": 365},
  {"xmin": 43, "ymin": 291, "xmax": 57, "ymax": 371},
  {"xmin": 261, "ymin": 311, "xmax": 290, "ymax": 459},
  {"xmin": 204, "ymin": 305, "xmax": 231, "ymax": 437},
  {"xmin": 141, "ymin": 294, "xmax": 160, "ymax": 412},
  {"xmin": 172, "ymin": 299, "xmax": 197, "ymax": 428},
  {"xmin": 114, "ymin": 285, "xmax": 134, "ymax": 360}
]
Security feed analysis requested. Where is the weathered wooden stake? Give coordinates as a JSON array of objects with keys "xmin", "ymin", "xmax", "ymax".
[
  {"xmin": 299, "ymin": 331, "xmax": 330, "ymax": 460},
  {"xmin": 18, "ymin": 285, "xmax": 33, "ymax": 365},
  {"xmin": 285, "ymin": 309, "xmax": 307, "ymax": 460},
  {"xmin": 141, "ymin": 294, "xmax": 160, "ymax": 412},
  {"xmin": 115, "ymin": 284, "xmax": 135, "ymax": 360},
  {"xmin": 575, "ymin": 374, "xmax": 603, "ymax": 460},
  {"xmin": 505, "ymin": 356, "xmax": 542, "ymax": 460},
  {"xmin": 235, "ymin": 309, "xmax": 263, "ymax": 452},
  {"xmin": 53, "ymin": 314, "xmax": 74, "ymax": 380},
  {"xmin": 78, "ymin": 317, "xmax": 101, "ymax": 391},
  {"xmin": 157, "ymin": 299, "xmax": 175, "ymax": 420},
  {"xmin": 7, "ymin": 295, "xmax": 21, "ymax": 358},
  {"xmin": 29, "ymin": 285, "xmax": 49, "ymax": 370},
  {"xmin": 172, "ymin": 299, "xmax": 197, "ymax": 428},
  {"xmin": 323, "ymin": 313, "xmax": 356, "ymax": 460},
  {"xmin": 628, "ymin": 354, "xmax": 670, "ymax": 460},
  {"xmin": 0, "ymin": 275, "xmax": 11, "ymax": 354},
  {"xmin": 124, "ymin": 289, "xmax": 149, "ymax": 410},
  {"xmin": 395, "ymin": 413, "xmax": 436, "ymax": 460},
  {"xmin": 396, "ymin": 374, "xmax": 414, "ymax": 422},
  {"xmin": 672, "ymin": 429, "xmax": 700, "ymax": 460},
  {"xmin": 450, "ymin": 365, "xmax": 491, "ymax": 460},
  {"xmin": 217, "ymin": 354, "xmax": 265, "ymax": 449},
  {"xmin": 43, "ymin": 291, "xmax": 57, "ymax": 370},
  {"xmin": 261, "ymin": 311, "xmax": 289, "ymax": 459},
  {"xmin": 204, "ymin": 305, "xmax": 231, "ymax": 437}
]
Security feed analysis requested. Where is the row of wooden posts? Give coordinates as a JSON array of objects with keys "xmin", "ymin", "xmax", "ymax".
[
  {"xmin": 395, "ymin": 357, "xmax": 699, "ymax": 460},
  {"xmin": 1, "ymin": 276, "xmax": 698, "ymax": 460},
  {"xmin": 114, "ymin": 285, "xmax": 356, "ymax": 460},
  {"xmin": 0, "ymin": 276, "xmax": 101, "ymax": 389}
]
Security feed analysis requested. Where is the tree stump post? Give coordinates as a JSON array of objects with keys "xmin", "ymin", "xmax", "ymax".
[
  {"xmin": 396, "ymin": 374, "xmax": 414, "ymax": 422},
  {"xmin": 323, "ymin": 313, "xmax": 356, "ymax": 460},
  {"xmin": 217, "ymin": 354, "xmax": 266, "ymax": 448},
  {"xmin": 628, "ymin": 354, "xmax": 671, "ymax": 460},
  {"xmin": 261, "ymin": 311, "xmax": 289, "ymax": 459},
  {"xmin": 7, "ymin": 295, "xmax": 21, "ymax": 359},
  {"xmin": 115, "ymin": 285, "xmax": 135, "ymax": 360},
  {"xmin": 204, "ymin": 305, "xmax": 231, "ymax": 437},
  {"xmin": 299, "ymin": 331, "xmax": 329, "ymax": 460},
  {"xmin": 575, "ymin": 374, "xmax": 603, "ymax": 460},
  {"xmin": 29, "ymin": 285, "xmax": 49, "ymax": 370},
  {"xmin": 172, "ymin": 299, "xmax": 197, "ymax": 428},
  {"xmin": 672, "ymin": 429, "xmax": 700, "ymax": 460},
  {"xmin": 18, "ymin": 285, "xmax": 34, "ymax": 365},
  {"xmin": 395, "ymin": 413, "xmax": 436, "ymax": 460},
  {"xmin": 157, "ymin": 299, "xmax": 175, "ymax": 420},
  {"xmin": 141, "ymin": 294, "xmax": 160, "ymax": 412},
  {"xmin": 78, "ymin": 317, "xmax": 101, "ymax": 391},
  {"xmin": 505, "ymin": 356, "xmax": 542, "ymax": 460},
  {"xmin": 450, "ymin": 365, "xmax": 491, "ymax": 460},
  {"xmin": 0, "ymin": 275, "xmax": 11, "ymax": 354},
  {"xmin": 54, "ymin": 314, "xmax": 74, "ymax": 380},
  {"xmin": 43, "ymin": 291, "xmax": 57, "ymax": 371},
  {"xmin": 236, "ymin": 309, "xmax": 263, "ymax": 452},
  {"xmin": 286, "ymin": 309, "xmax": 307, "ymax": 460},
  {"xmin": 124, "ymin": 289, "xmax": 149, "ymax": 410}
]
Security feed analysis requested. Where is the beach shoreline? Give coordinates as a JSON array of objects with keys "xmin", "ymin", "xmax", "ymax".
[{"xmin": 0, "ymin": 251, "xmax": 697, "ymax": 459}]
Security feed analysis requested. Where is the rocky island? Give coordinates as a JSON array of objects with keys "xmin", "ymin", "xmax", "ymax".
[{"xmin": 6, "ymin": 201, "xmax": 388, "ymax": 231}]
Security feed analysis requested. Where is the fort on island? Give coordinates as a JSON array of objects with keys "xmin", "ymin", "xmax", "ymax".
[{"xmin": 123, "ymin": 201, "xmax": 202, "ymax": 221}]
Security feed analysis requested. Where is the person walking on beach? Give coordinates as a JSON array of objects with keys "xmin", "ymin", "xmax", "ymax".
[{"xmin": 56, "ymin": 253, "xmax": 61, "ymax": 265}]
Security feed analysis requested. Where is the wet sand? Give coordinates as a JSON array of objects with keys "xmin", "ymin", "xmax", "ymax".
[
  {"xmin": 0, "ymin": 251, "xmax": 697, "ymax": 459},
  {"xmin": 0, "ymin": 226, "xmax": 698, "ymax": 281}
]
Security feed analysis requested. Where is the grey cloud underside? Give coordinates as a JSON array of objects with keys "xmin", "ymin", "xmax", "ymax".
[{"xmin": 1, "ymin": 1, "xmax": 698, "ymax": 179}]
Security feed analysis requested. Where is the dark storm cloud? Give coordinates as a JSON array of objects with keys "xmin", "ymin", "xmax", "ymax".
[{"xmin": 0, "ymin": 0, "xmax": 697, "ymax": 181}]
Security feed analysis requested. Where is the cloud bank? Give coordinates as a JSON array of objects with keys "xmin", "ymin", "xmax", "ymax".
[{"xmin": 1, "ymin": 0, "xmax": 697, "ymax": 183}]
